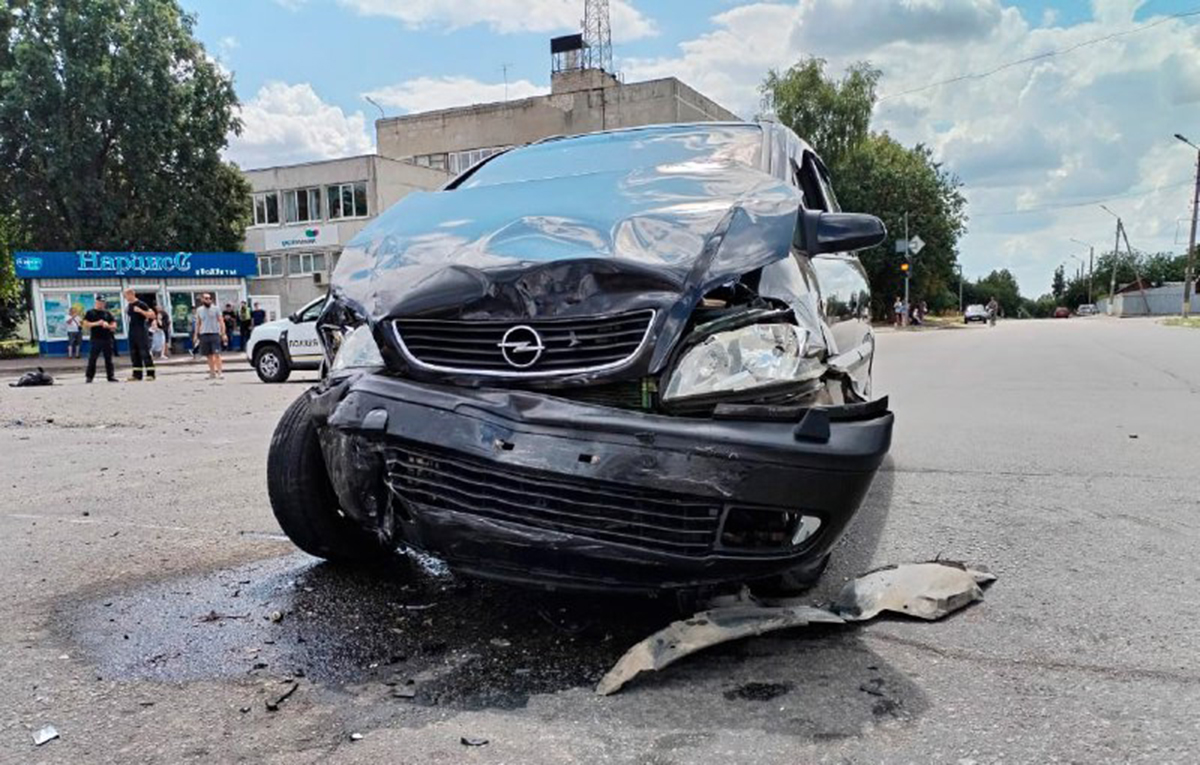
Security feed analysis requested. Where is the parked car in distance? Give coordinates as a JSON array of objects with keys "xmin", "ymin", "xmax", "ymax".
[
  {"xmin": 245, "ymin": 296, "xmax": 326, "ymax": 382},
  {"xmin": 964, "ymin": 304, "xmax": 989, "ymax": 323},
  {"xmin": 1054, "ymin": 306, "xmax": 1070, "ymax": 318},
  {"xmin": 1077, "ymin": 304, "xmax": 1097, "ymax": 316},
  {"xmin": 268, "ymin": 121, "xmax": 895, "ymax": 596}
]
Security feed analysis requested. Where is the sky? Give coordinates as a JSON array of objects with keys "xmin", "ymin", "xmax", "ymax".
[{"xmin": 182, "ymin": 0, "xmax": 1200, "ymax": 298}]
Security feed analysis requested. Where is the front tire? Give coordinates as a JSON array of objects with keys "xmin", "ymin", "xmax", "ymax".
[
  {"xmin": 254, "ymin": 344, "xmax": 290, "ymax": 383},
  {"xmin": 267, "ymin": 393, "xmax": 392, "ymax": 564}
]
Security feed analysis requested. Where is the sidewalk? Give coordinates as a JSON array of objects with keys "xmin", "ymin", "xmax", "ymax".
[{"xmin": 1, "ymin": 350, "xmax": 248, "ymax": 378}]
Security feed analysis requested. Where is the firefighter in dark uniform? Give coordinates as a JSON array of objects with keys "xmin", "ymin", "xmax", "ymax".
[
  {"xmin": 82, "ymin": 296, "xmax": 118, "ymax": 383},
  {"xmin": 123, "ymin": 288, "xmax": 157, "ymax": 381}
]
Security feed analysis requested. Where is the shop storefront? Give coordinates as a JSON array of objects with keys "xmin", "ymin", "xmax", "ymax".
[{"xmin": 15, "ymin": 251, "xmax": 258, "ymax": 356}]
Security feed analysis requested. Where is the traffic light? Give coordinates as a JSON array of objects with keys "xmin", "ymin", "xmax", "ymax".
[{"xmin": 900, "ymin": 262, "xmax": 910, "ymax": 273}]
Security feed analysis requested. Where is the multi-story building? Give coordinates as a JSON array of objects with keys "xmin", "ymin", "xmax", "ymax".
[
  {"xmin": 242, "ymin": 155, "xmax": 450, "ymax": 316},
  {"xmin": 376, "ymin": 35, "xmax": 739, "ymax": 176}
]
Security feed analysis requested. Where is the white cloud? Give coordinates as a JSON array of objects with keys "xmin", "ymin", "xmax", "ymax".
[
  {"xmin": 337, "ymin": 0, "xmax": 657, "ymax": 40},
  {"xmin": 227, "ymin": 82, "xmax": 374, "ymax": 169},
  {"xmin": 365, "ymin": 76, "xmax": 547, "ymax": 114},
  {"xmin": 272, "ymin": 0, "xmax": 307, "ymax": 10},
  {"xmin": 622, "ymin": 1, "xmax": 1200, "ymax": 295}
]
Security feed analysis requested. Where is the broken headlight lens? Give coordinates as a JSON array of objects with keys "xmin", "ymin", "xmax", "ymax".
[
  {"xmin": 663, "ymin": 323, "xmax": 821, "ymax": 402},
  {"xmin": 329, "ymin": 324, "xmax": 385, "ymax": 375}
]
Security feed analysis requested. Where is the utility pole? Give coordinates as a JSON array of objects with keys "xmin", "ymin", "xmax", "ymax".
[
  {"xmin": 903, "ymin": 211, "xmax": 910, "ymax": 323},
  {"xmin": 1101, "ymin": 205, "xmax": 1121, "ymax": 315},
  {"xmin": 957, "ymin": 263, "xmax": 963, "ymax": 313},
  {"xmin": 1071, "ymin": 238, "xmax": 1096, "ymax": 308},
  {"xmin": 1175, "ymin": 134, "xmax": 1200, "ymax": 317}
]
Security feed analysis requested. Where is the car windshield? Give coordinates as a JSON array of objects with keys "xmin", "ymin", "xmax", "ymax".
[{"xmin": 458, "ymin": 124, "xmax": 763, "ymax": 189}]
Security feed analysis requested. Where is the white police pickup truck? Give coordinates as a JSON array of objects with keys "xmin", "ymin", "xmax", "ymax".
[{"xmin": 245, "ymin": 297, "xmax": 326, "ymax": 382}]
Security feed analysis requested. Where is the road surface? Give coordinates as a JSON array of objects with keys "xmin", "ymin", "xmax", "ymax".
[{"xmin": 1, "ymin": 317, "xmax": 1197, "ymax": 763}]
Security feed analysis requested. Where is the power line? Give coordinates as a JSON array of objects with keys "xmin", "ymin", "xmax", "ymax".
[
  {"xmin": 972, "ymin": 180, "xmax": 1194, "ymax": 217},
  {"xmin": 878, "ymin": 7, "xmax": 1200, "ymax": 102}
]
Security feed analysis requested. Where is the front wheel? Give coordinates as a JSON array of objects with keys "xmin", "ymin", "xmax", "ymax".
[
  {"xmin": 254, "ymin": 344, "xmax": 291, "ymax": 383},
  {"xmin": 267, "ymin": 393, "xmax": 393, "ymax": 564}
]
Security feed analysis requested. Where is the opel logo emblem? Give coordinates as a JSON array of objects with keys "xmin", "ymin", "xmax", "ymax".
[{"xmin": 498, "ymin": 325, "xmax": 545, "ymax": 368}]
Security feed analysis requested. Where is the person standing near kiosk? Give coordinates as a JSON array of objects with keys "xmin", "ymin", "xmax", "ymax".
[
  {"xmin": 123, "ymin": 288, "xmax": 156, "ymax": 381},
  {"xmin": 83, "ymin": 296, "xmax": 118, "ymax": 383}
]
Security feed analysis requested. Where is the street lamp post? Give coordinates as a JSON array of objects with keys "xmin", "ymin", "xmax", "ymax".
[
  {"xmin": 1070, "ymin": 237, "xmax": 1095, "ymax": 305},
  {"xmin": 1175, "ymin": 134, "xmax": 1200, "ymax": 317}
]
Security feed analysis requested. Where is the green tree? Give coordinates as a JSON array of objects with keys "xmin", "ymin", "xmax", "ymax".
[
  {"xmin": 974, "ymin": 269, "xmax": 1022, "ymax": 317},
  {"xmin": 0, "ymin": 0, "xmax": 251, "ymax": 252},
  {"xmin": 1052, "ymin": 265, "xmax": 1066, "ymax": 299},
  {"xmin": 0, "ymin": 211, "xmax": 26, "ymax": 339},
  {"xmin": 761, "ymin": 58, "xmax": 880, "ymax": 170},
  {"xmin": 761, "ymin": 58, "xmax": 967, "ymax": 318}
]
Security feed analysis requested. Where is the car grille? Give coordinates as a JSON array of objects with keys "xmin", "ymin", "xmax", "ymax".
[
  {"xmin": 383, "ymin": 442, "xmax": 722, "ymax": 555},
  {"xmin": 392, "ymin": 309, "xmax": 654, "ymax": 376}
]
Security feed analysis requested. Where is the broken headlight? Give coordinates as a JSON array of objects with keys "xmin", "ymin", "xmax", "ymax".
[
  {"xmin": 329, "ymin": 324, "xmax": 385, "ymax": 375},
  {"xmin": 662, "ymin": 323, "xmax": 822, "ymax": 402}
]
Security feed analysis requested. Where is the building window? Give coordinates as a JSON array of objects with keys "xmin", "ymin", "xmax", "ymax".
[
  {"xmin": 413, "ymin": 153, "xmax": 448, "ymax": 172},
  {"xmin": 253, "ymin": 192, "xmax": 280, "ymax": 226},
  {"xmin": 287, "ymin": 252, "xmax": 327, "ymax": 275},
  {"xmin": 257, "ymin": 255, "xmax": 283, "ymax": 277},
  {"xmin": 283, "ymin": 187, "xmax": 322, "ymax": 224},
  {"xmin": 448, "ymin": 146, "xmax": 507, "ymax": 176},
  {"xmin": 326, "ymin": 181, "xmax": 368, "ymax": 219}
]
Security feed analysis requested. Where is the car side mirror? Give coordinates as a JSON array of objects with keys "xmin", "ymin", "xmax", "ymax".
[
  {"xmin": 288, "ymin": 312, "xmax": 299, "ymax": 323},
  {"xmin": 794, "ymin": 210, "xmax": 887, "ymax": 255}
]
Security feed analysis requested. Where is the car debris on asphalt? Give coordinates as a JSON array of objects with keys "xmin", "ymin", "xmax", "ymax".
[
  {"xmin": 461, "ymin": 736, "xmax": 489, "ymax": 747},
  {"xmin": 264, "ymin": 681, "xmax": 299, "ymax": 712},
  {"xmin": 32, "ymin": 724, "xmax": 59, "ymax": 746},
  {"xmin": 596, "ymin": 561, "xmax": 996, "ymax": 696}
]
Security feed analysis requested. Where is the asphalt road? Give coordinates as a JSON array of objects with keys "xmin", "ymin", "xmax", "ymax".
[{"xmin": 2, "ymin": 317, "xmax": 1198, "ymax": 764}]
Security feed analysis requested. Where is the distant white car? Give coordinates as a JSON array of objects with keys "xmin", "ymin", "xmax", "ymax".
[
  {"xmin": 1077, "ymin": 304, "xmax": 1098, "ymax": 316},
  {"xmin": 244, "ymin": 296, "xmax": 326, "ymax": 382},
  {"xmin": 964, "ymin": 304, "xmax": 989, "ymax": 323}
]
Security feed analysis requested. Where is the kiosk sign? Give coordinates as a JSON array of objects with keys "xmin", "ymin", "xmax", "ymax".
[{"xmin": 14, "ymin": 251, "xmax": 257, "ymax": 279}]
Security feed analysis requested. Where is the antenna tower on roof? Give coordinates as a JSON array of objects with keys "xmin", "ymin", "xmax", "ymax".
[{"xmin": 583, "ymin": 0, "xmax": 613, "ymax": 73}]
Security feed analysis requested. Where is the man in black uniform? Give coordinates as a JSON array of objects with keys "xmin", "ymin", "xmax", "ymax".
[
  {"xmin": 123, "ymin": 288, "xmax": 157, "ymax": 381},
  {"xmin": 83, "ymin": 296, "xmax": 119, "ymax": 383}
]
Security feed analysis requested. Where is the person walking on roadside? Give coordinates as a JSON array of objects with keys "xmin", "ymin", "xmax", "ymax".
[
  {"xmin": 893, "ymin": 296, "xmax": 903, "ymax": 326},
  {"xmin": 194, "ymin": 292, "xmax": 227, "ymax": 379},
  {"xmin": 123, "ymin": 289, "xmax": 157, "ymax": 381},
  {"xmin": 65, "ymin": 306, "xmax": 83, "ymax": 359},
  {"xmin": 986, "ymin": 296, "xmax": 1000, "ymax": 328},
  {"xmin": 82, "ymin": 296, "xmax": 119, "ymax": 383},
  {"xmin": 238, "ymin": 301, "xmax": 253, "ymax": 349}
]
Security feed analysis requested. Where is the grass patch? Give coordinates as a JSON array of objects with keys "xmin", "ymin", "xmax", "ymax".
[{"xmin": 1161, "ymin": 317, "xmax": 1200, "ymax": 329}]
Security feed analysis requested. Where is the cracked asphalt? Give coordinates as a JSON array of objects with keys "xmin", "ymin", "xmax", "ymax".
[{"xmin": 2, "ymin": 316, "xmax": 1198, "ymax": 764}]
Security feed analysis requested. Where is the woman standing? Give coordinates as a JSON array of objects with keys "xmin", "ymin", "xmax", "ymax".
[
  {"xmin": 65, "ymin": 306, "xmax": 83, "ymax": 358},
  {"xmin": 150, "ymin": 309, "xmax": 166, "ymax": 360},
  {"xmin": 156, "ymin": 307, "xmax": 172, "ymax": 359}
]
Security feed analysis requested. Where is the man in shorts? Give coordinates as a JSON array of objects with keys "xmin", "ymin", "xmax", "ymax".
[{"xmin": 193, "ymin": 292, "xmax": 227, "ymax": 379}]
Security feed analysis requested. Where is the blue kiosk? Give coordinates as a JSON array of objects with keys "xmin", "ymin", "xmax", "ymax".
[{"xmin": 15, "ymin": 251, "xmax": 258, "ymax": 356}]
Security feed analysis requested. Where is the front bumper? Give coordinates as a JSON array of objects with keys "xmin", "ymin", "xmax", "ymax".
[{"xmin": 309, "ymin": 373, "xmax": 893, "ymax": 592}]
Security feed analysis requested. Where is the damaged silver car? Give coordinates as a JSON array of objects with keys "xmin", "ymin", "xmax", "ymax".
[{"xmin": 267, "ymin": 121, "xmax": 893, "ymax": 593}]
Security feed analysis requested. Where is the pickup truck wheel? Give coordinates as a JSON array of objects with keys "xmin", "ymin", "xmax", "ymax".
[
  {"xmin": 254, "ymin": 344, "xmax": 290, "ymax": 383},
  {"xmin": 267, "ymin": 393, "xmax": 392, "ymax": 565},
  {"xmin": 751, "ymin": 553, "xmax": 831, "ymax": 596}
]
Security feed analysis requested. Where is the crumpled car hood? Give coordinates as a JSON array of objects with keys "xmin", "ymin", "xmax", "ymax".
[{"xmin": 330, "ymin": 160, "xmax": 802, "ymax": 322}]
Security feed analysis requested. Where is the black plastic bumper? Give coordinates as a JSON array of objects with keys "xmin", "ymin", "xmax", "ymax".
[{"xmin": 309, "ymin": 373, "xmax": 893, "ymax": 592}]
